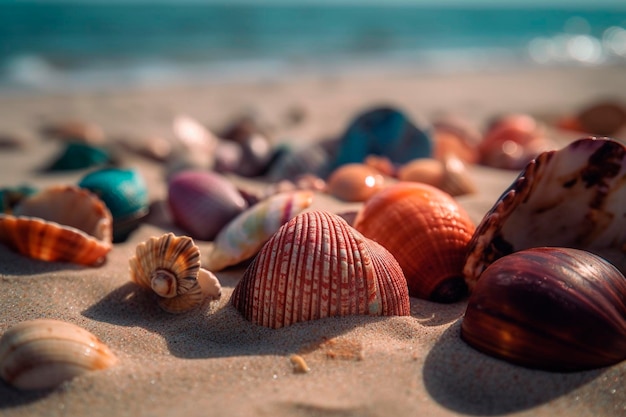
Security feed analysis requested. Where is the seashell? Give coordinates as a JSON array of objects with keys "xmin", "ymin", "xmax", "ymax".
[
  {"xmin": 464, "ymin": 137, "xmax": 626, "ymax": 290},
  {"xmin": 478, "ymin": 113, "xmax": 554, "ymax": 170},
  {"xmin": 219, "ymin": 112, "xmax": 269, "ymax": 144},
  {"xmin": 129, "ymin": 233, "xmax": 222, "ymax": 313},
  {"xmin": 167, "ymin": 114, "xmax": 219, "ymax": 175},
  {"xmin": 461, "ymin": 247, "xmax": 626, "ymax": 372},
  {"xmin": 78, "ymin": 168, "xmax": 149, "ymax": 242},
  {"xmin": 0, "ymin": 319, "xmax": 118, "ymax": 390},
  {"xmin": 0, "ymin": 185, "xmax": 113, "ymax": 266},
  {"xmin": 354, "ymin": 182, "xmax": 476, "ymax": 302},
  {"xmin": 265, "ymin": 142, "xmax": 332, "ymax": 182},
  {"xmin": 41, "ymin": 120, "xmax": 106, "ymax": 145},
  {"xmin": 231, "ymin": 210, "xmax": 410, "ymax": 328},
  {"xmin": 331, "ymin": 106, "xmax": 433, "ymax": 170},
  {"xmin": 364, "ymin": 154, "xmax": 396, "ymax": 177},
  {"xmin": 574, "ymin": 100, "xmax": 626, "ymax": 136},
  {"xmin": 167, "ymin": 170, "xmax": 248, "ymax": 241},
  {"xmin": 42, "ymin": 142, "xmax": 113, "ymax": 172},
  {"xmin": 325, "ymin": 163, "xmax": 386, "ymax": 202},
  {"xmin": 396, "ymin": 154, "xmax": 476, "ymax": 197},
  {"xmin": 0, "ymin": 184, "xmax": 37, "ymax": 214},
  {"xmin": 232, "ymin": 133, "xmax": 277, "ymax": 178},
  {"xmin": 432, "ymin": 114, "xmax": 481, "ymax": 164},
  {"xmin": 204, "ymin": 190, "xmax": 314, "ymax": 271}
]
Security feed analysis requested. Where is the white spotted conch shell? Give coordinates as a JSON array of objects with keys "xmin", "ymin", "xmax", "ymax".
[
  {"xmin": 0, "ymin": 185, "xmax": 113, "ymax": 266},
  {"xmin": 204, "ymin": 190, "xmax": 314, "ymax": 271},
  {"xmin": 0, "ymin": 319, "xmax": 118, "ymax": 390},
  {"xmin": 129, "ymin": 233, "xmax": 222, "ymax": 313},
  {"xmin": 231, "ymin": 210, "xmax": 410, "ymax": 329}
]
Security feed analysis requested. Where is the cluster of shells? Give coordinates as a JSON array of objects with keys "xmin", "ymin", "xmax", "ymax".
[{"xmin": 1, "ymin": 104, "xmax": 626, "ymax": 391}]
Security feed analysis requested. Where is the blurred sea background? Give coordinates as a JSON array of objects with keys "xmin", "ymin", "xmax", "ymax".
[{"xmin": 1, "ymin": 0, "xmax": 626, "ymax": 92}]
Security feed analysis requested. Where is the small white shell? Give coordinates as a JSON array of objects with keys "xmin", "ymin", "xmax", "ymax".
[
  {"xmin": 204, "ymin": 190, "xmax": 314, "ymax": 271},
  {"xmin": 129, "ymin": 233, "xmax": 221, "ymax": 313},
  {"xmin": 0, "ymin": 319, "xmax": 118, "ymax": 390}
]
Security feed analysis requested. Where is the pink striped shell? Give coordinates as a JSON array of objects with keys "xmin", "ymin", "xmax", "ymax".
[{"xmin": 231, "ymin": 210, "xmax": 410, "ymax": 328}]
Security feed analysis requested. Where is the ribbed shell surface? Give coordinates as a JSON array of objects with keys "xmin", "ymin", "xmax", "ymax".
[
  {"xmin": 353, "ymin": 182, "xmax": 476, "ymax": 301},
  {"xmin": 231, "ymin": 210, "xmax": 410, "ymax": 328}
]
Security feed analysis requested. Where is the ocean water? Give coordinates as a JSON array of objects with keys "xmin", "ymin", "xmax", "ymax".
[{"xmin": 1, "ymin": 2, "xmax": 626, "ymax": 92}]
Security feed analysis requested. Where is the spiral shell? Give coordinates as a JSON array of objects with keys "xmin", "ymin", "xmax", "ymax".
[
  {"xmin": 231, "ymin": 210, "xmax": 410, "ymax": 328},
  {"xmin": 0, "ymin": 185, "xmax": 113, "ymax": 266},
  {"xmin": 129, "ymin": 233, "xmax": 222, "ymax": 313},
  {"xmin": 167, "ymin": 170, "xmax": 248, "ymax": 241},
  {"xmin": 204, "ymin": 190, "xmax": 314, "ymax": 271},
  {"xmin": 354, "ymin": 182, "xmax": 476, "ymax": 302},
  {"xmin": 464, "ymin": 137, "xmax": 626, "ymax": 290},
  {"xmin": 0, "ymin": 319, "xmax": 118, "ymax": 390},
  {"xmin": 461, "ymin": 247, "xmax": 626, "ymax": 372}
]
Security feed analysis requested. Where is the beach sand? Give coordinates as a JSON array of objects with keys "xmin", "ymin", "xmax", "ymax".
[{"xmin": 0, "ymin": 65, "xmax": 625, "ymax": 417}]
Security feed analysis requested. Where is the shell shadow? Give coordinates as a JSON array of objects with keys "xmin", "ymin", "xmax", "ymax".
[
  {"xmin": 82, "ymin": 282, "xmax": 390, "ymax": 359},
  {"xmin": 0, "ymin": 244, "xmax": 85, "ymax": 275},
  {"xmin": 422, "ymin": 320, "xmax": 605, "ymax": 415},
  {"xmin": 0, "ymin": 385, "xmax": 53, "ymax": 409}
]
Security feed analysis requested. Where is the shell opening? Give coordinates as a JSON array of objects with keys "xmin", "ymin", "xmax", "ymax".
[{"xmin": 151, "ymin": 269, "xmax": 178, "ymax": 298}]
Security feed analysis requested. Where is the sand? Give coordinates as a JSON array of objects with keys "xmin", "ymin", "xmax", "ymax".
[{"xmin": 0, "ymin": 65, "xmax": 625, "ymax": 417}]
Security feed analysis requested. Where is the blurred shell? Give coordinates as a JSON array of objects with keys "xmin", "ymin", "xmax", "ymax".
[
  {"xmin": 331, "ymin": 106, "xmax": 433, "ymax": 169},
  {"xmin": 479, "ymin": 114, "xmax": 554, "ymax": 170},
  {"xmin": 464, "ymin": 137, "xmax": 626, "ymax": 290},
  {"xmin": 231, "ymin": 210, "xmax": 410, "ymax": 328},
  {"xmin": 396, "ymin": 155, "xmax": 476, "ymax": 197},
  {"xmin": 167, "ymin": 114, "xmax": 219, "ymax": 175},
  {"xmin": 462, "ymin": 247, "xmax": 626, "ymax": 372},
  {"xmin": 167, "ymin": 170, "xmax": 248, "ymax": 241},
  {"xmin": 129, "ymin": 233, "xmax": 221, "ymax": 313},
  {"xmin": 79, "ymin": 168, "xmax": 149, "ymax": 242},
  {"xmin": 204, "ymin": 190, "xmax": 314, "ymax": 271},
  {"xmin": 354, "ymin": 182, "xmax": 476, "ymax": 302},
  {"xmin": 0, "ymin": 184, "xmax": 37, "ymax": 214},
  {"xmin": 0, "ymin": 319, "xmax": 117, "ymax": 390},
  {"xmin": 326, "ymin": 163, "xmax": 386, "ymax": 202},
  {"xmin": 432, "ymin": 114, "xmax": 482, "ymax": 164},
  {"xmin": 41, "ymin": 120, "xmax": 106, "ymax": 145},
  {"xmin": 42, "ymin": 142, "xmax": 112, "ymax": 172},
  {"xmin": 232, "ymin": 133, "xmax": 276, "ymax": 177},
  {"xmin": 0, "ymin": 185, "xmax": 113, "ymax": 266},
  {"xmin": 576, "ymin": 100, "xmax": 626, "ymax": 136},
  {"xmin": 265, "ymin": 142, "xmax": 331, "ymax": 182}
]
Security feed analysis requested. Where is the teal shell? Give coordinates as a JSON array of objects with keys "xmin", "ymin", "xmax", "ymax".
[{"xmin": 45, "ymin": 142, "xmax": 111, "ymax": 171}]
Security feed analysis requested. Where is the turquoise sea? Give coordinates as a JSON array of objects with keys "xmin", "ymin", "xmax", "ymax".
[{"xmin": 1, "ymin": 2, "xmax": 625, "ymax": 91}]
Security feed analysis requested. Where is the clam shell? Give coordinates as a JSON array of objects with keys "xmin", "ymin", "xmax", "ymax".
[
  {"xmin": 0, "ymin": 185, "xmax": 113, "ymax": 266},
  {"xmin": 326, "ymin": 163, "xmax": 386, "ymax": 202},
  {"xmin": 331, "ymin": 106, "xmax": 433, "ymax": 169},
  {"xmin": 129, "ymin": 233, "xmax": 221, "ymax": 313},
  {"xmin": 354, "ymin": 182, "xmax": 476, "ymax": 302},
  {"xmin": 167, "ymin": 170, "xmax": 248, "ymax": 241},
  {"xmin": 231, "ymin": 210, "xmax": 410, "ymax": 328},
  {"xmin": 78, "ymin": 168, "xmax": 149, "ymax": 242},
  {"xmin": 464, "ymin": 137, "xmax": 626, "ymax": 290},
  {"xmin": 461, "ymin": 247, "xmax": 626, "ymax": 372},
  {"xmin": 0, "ymin": 319, "xmax": 117, "ymax": 390},
  {"xmin": 204, "ymin": 190, "xmax": 314, "ymax": 271}
]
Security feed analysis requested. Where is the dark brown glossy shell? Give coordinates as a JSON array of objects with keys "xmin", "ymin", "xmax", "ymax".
[{"xmin": 461, "ymin": 247, "xmax": 626, "ymax": 372}]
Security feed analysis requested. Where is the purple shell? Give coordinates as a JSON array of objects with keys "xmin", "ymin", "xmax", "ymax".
[{"xmin": 167, "ymin": 170, "xmax": 248, "ymax": 241}]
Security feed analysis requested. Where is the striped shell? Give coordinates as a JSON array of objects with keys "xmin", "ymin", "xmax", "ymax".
[
  {"xmin": 204, "ymin": 190, "xmax": 314, "ymax": 271},
  {"xmin": 231, "ymin": 210, "xmax": 410, "ymax": 329},
  {"xmin": 354, "ymin": 182, "xmax": 476, "ymax": 302},
  {"xmin": 464, "ymin": 137, "xmax": 626, "ymax": 290},
  {"xmin": 0, "ymin": 319, "xmax": 117, "ymax": 390},
  {"xmin": 129, "ymin": 233, "xmax": 221, "ymax": 313},
  {"xmin": 0, "ymin": 185, "xmax": 113, "ymax": 266}
]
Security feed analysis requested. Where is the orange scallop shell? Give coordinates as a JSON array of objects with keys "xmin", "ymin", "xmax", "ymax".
[
  {"xmin": 231, "ymin": 210, "xmax": 410, "ymax": 328},
  {"xmin": 0, "ymin": 185, "xmax": 112, "ymax": 266},
  {"xmin": 353, "ymin": 182, "xmax": 476, "ymax": 302}
]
